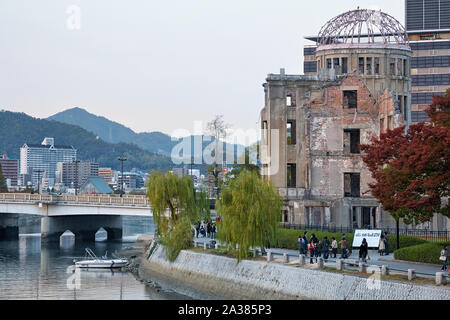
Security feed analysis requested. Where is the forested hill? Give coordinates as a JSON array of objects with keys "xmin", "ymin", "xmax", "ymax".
[
  {"xmin": 48, "ymin": 107, "xmax": 177, "ymax": 156},
  {"xmin": 0, "ymin": 110, "xmax": 173, "ymax": 172}
]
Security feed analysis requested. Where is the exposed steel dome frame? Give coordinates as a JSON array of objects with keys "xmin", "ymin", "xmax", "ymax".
[{"xmin": 317, "ymin": 9, "xmax": 409, "ymax": 46}]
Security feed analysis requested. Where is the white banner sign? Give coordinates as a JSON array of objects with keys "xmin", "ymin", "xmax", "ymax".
[{"xmin": 352, "ymin": 229, "xmax": 382, "ymax": 248}]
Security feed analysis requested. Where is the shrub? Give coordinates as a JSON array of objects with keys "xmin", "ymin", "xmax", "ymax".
[{"xmin": 394, "ymin": 242, "xmax": 449, "ymax": 265}]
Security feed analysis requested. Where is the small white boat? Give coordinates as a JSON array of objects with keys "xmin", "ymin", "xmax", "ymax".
[{"xmin": 74, "ymin": 248, "xmax": 128, "ymax": 269}]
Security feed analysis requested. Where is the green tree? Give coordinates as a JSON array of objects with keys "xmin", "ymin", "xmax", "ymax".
[
  {"xmin": 225, "ymin": 145, "xmax": 260, "ymax": 180},
  {"xmin": 0, "ymin": 165, "xmax": 7, "ymax": 192},
  {"xmin": 146, "ymin": 171, "xmax": 210, "ymax": 261},
  {"xmin": 216, "ymin": 170, "xmax": 282, "ymax": 262}
]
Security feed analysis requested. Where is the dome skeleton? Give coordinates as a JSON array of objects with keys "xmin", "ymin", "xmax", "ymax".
[{"xmin": 317, "ymin": 9, "xmax": 409, "ymax": 46}]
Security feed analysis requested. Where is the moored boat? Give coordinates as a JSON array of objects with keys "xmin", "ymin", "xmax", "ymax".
[{"xmin": 74, "ymin": 248, "xmax": 128, "ymax": 269}]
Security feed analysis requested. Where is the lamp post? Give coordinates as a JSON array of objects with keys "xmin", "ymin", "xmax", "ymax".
[
  {"xmin": 72, "ymin": 159, "xmax": 80, "ymax": 196},
  {"xmin": 118, "ymin": 156, "xmax": 127, "ymax": 197}
]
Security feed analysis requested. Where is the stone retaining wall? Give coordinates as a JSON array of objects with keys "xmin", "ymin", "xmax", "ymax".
[{"xmin": 144, "ymin": 245, "xmax": 450, "ymax": 300}]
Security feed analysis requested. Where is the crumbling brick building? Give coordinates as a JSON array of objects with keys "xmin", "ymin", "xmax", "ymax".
[{"xmin": 260, "ymin": 9, "xmax": 417, "ymax": 230}]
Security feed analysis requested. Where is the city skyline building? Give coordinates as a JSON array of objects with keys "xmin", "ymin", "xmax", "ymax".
[
  {"xmin": 56, "ymin": 161, "xmax": 99, "ymax": 188},
  {"xmin": 0, "ymin": 154, "xmax": 19, "ymax": 187},
  {"xmin": 20, "ymin": 137, "xmax": 77, "ymax": 187},
  {"xmin": 406, "ymin": 0, "xmax": 450, "ymax": 122},
  {"xmin": 116, "ymin": 172, "xmax": 145, "ymax": 190}
]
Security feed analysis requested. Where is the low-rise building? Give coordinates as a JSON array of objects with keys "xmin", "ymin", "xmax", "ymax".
[{"xmin": 80, "ymin": 176, "xmax": 114, "ymax": 194}]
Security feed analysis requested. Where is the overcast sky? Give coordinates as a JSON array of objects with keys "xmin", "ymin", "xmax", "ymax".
[{"xmin": 0, "ymin": 0, "xmax": 404, "ymax": 144}]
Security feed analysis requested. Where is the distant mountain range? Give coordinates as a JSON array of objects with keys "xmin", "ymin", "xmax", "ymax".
[
  {"xmin": 0, "ymin": 108, "xmax": 248, "ymax": 173},
  {"xmin": 48, "ymin": 107, "xmax": 177, "ymax": 156},
  {"xmin": 0, "ymin": 110, "xmax": 173, "ymax": 172},
  {"xmin": 47, "ymin": 107, "xmax": 246, "ymax": 162}
]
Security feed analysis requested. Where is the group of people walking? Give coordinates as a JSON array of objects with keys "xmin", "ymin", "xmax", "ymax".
[
  {"xmin": 297, "ymin": 231, "xmax": 350, "ymax": 264},
  {"xmin": 297, "ymin": 231, "xmax": 394, "ymax": 264},
  {"xmin": 195, "ymin": 221, "xmax": 217, "ymax": 240}
]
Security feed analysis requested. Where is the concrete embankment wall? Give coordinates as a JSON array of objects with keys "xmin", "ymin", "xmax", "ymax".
[{"xmin": 143, "ymin": 245, "xmax": 450, "ymax": 300}]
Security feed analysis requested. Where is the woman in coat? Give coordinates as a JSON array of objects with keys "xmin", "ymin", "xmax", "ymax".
[{"xmin": 378, "ymin": 234, "xmax": 385, "ymax": 256}]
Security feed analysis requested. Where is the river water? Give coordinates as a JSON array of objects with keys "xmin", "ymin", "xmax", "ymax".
[{"xmin": 0, "ymin": 216, "xmax": 194, "ymax": 300}]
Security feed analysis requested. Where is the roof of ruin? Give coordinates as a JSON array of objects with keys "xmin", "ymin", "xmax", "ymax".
[{"xmin": 317, "ymin": 9, "xmax": 409, "ymax": 48}]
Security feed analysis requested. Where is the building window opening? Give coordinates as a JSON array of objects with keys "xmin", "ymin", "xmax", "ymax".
[
  {"xmin": 262, "ymin": 121, "xmax": 268, "ymax": 144},
  {"xmin": 310, "ymin": 207, "xmax": 321, "ymax": 227},
  {"xmin": 390, "ymin": 58, "xmax": 396, "ymax": 75},
  {"xmin": 371, "ymin": 207, "xmax": 377, "ymax": 228},
  {"xmin": 344, "ymin": 173, "xmax": 360, "ymax": 198},
  {"xmin": 286, "ymin": 92, "xmax": 296, "ymax": 107},
  {"xmin": 287, "ymin": 163, "xmax": 296, "ymax": 188},
  {"xmin": 343, "ymin": 90, "xmax": 357, "ymax": 109},
  {"xmin": 327, "ymin": 58, "xmax": 332, "ymax": 69},
  {"xmin": 358, "ymin": 57, "xmax": 365, "ymax": 74},
  {"xmin": 333, "ymin": 58, "xmax": 340, "ymax": 70},
  {"xmin": 286, "ymin": 120, "xmax": 296, "ymax": 145},
  {"xmin": 366, "ymin": 57, "xmax": 372, "ymax": 75},
  {"xmin": 282, "ymin": 210, "xmax": 288, "ymax": 223},
  {"xmin": 362, "ymin": 207, "xmax": 371, "ymax": 228},
  {"xmin": 403, "ymin": 59, "xmax": 407, "ymax": 76},
  {"xmin": 352, "ymin": 207, "xmax": 358, "ymax": 228},
  {"xmin": 341, "ymin": 57, "xmax": 348, "ymax": 74},
  {"xmin": 374, "ymin": 57, "xmax": 380, "ymax": 75},
  {"xmin": 343, "ymin": 129, "xmax": 360, "ymax": 154}
]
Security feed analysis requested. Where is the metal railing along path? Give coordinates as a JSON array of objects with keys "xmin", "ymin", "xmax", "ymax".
[
  {"xmin": 280, "ymin": 223, "xmax": 450, "ymax": 242},
  {"xmin": 0, "ymin": 193, "xmax": 150, "ymax": 208}
]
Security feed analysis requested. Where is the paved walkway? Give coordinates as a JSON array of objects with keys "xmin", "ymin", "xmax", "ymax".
[{"xmin": 193, "ymin": 235, "xmax": 448, "ymax": 279}]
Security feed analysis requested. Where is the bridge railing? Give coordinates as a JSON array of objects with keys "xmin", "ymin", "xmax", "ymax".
[{"xmin": 0, "ymin": 193, "xmax": 150, "ymax": 207}]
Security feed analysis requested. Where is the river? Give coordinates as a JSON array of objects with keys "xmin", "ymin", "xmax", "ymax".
[{"xmin": 0, "ymin": 216, "xmax": 195, "ymax": 300}]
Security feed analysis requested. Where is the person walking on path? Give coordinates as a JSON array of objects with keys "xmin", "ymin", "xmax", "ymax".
[
  {"xmin": 195, "ymin": 221, "xmax": 200, "ymax": 238},
  {"xmin": 384, "ymin": 232, "xmax": 390, "ymax": 255},
  {"xmin": 302, "ymin": 231, "xmax": 309, "ymax": 257},
  {"xmin": 309, "ymin": 234, "xmax": 319, "ymax": 263},
  {"xmin": 210, "ymin": 224, "xmax": 217, "ymax": 240},
  {"xmin": 359, "ymin": 238, "xmax": 368, "ymax": 262},
  {"xmin": 339, "ymin": 235, "xmax": 348, "ymax": 259},
  {"xmin": 297, "ymin": 235, "xmax": 304, "ymax": 254},
  {"xmin": 207, "ymin": 222, "xmax": 212, "ymax": 238},
  {"xmin": 322, "ymin": 236, "xmax": 330, "ymax": 260},
  {"xmin": 379, "ymin": 234, "xmax": 385, "ymax": 256},
  {"xmin": 440, "ymin": 245, "xmax": 448, "ymax": 271},
  {"xmin": 199, "ymin": 224, "xmax": 206, "ymax": 237},
  {"xmin": 331, "ymin": 237, "xmax": 338, "ymax": 258}
]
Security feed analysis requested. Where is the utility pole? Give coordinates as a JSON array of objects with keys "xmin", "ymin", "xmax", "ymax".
[
  {"xmin": 118, "ymin": 156, "xmax": 127, "ymax": 197},
  {"xmin": 35, "ymin": 169, "xmax": 44, "ymax": 194}
]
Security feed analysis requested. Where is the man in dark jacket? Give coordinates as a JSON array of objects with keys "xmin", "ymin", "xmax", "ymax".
[
  {"xmin": 384, "ymin": 232, "xmax": 390, "ymax": 255},
  {"xmin": 322, "ymin": 236, "xmax": 330, "ymax": 260},
  {"xmin": 359, "ymin": 238, "xmax": 368, "ymax": 262}
]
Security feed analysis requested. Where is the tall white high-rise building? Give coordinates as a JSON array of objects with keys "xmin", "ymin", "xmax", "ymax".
[{"xmin": 20, "ymin": 137, "xmax": 77, "ymax": 186}]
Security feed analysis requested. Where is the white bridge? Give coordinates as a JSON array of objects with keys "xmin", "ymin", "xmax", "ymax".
[{"xmin": 0, "ymin": 193, "xmax": 152, "ymax": 242}]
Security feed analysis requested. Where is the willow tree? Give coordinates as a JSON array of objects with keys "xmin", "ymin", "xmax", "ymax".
[
  {"xmin": 216, "ymin": 169, "xmax": 282, "ymax": 262},
  {"xmin": 147, "ymin": 171, "xmax": 210, "ymax": 261}
]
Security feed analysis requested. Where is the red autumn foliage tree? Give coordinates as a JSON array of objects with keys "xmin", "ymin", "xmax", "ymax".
[{"xmin": 361, "ymin": 89, "xmax": 450, "ymax": 228}]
